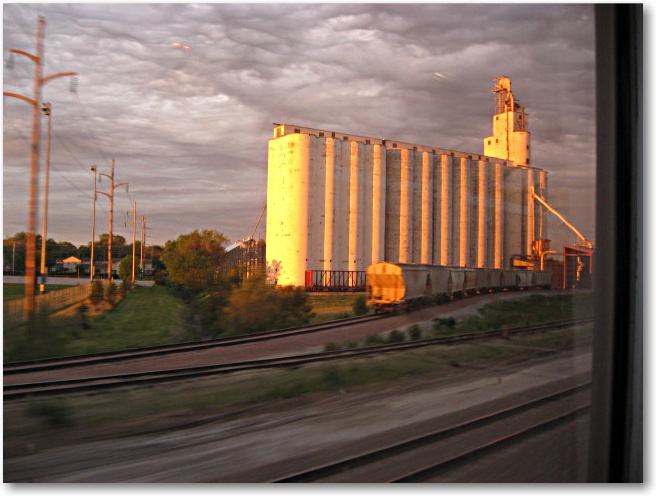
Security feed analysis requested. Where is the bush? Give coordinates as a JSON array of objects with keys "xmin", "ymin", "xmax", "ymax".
[
  {"xmin": 433, "ymin": 317, "xmax": 456, "ymax": 329},
  {"xmin": 153, "ymin": 270, "xmax": 167, "ymax": 285},
  {"xmin": 324, "ymin": 342, "xmax": 341, "ymax": 352},
  {"xmin": 220, "ymin": 273, "xmax": 314, "ymax": 335},
  {"xmin": 364, "ymin": 333, "xmax": 386, "ymax": 346},
  {"xmin": 408, "ymin": 324, "xmax": 423, "ymax": 341},
  {"xmin": 119, "ymin": 280, "xmax": 131, "ymax": 297},
  {"xmin": 90, "ymin": 279, "xmax": 104, "ymax": 305},
  {"xmin": 352, "ymin": 294, "xmax": 368, "ymax": 316},
  {"xmin": 105, "ymin": 281, "xmax": 118, "ymax": 305}
]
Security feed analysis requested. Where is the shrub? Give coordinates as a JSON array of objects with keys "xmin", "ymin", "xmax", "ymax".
[
  {"xmin": 352, "ymin": 294, "xmax": 368, "ymax": 316},
  {"xmin": 408, "ymin": 324, "xmax": 423, "ymax": 341},
  {"xmin": 105, "ymin": 281, "xmax": 118, "ymax": 305},
  {"xmin": 90, "ymin": 280, "xmax": 104, "ymax": 305},
  {"xmin": 433, "ymin": 317, "xmax": 456, "ymax": 329},
  {"xmin": 324, "ymin": 342, "xmax": 341, "ymax": 352},
  {"xmin": 388, "ymin": 329, "xmax": 406, "ymax": 343},
  {"xmin": 364, "ymin": 333, "xmax": 386, "ymax": 346}
]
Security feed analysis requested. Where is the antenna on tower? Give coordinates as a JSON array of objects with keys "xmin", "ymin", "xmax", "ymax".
[{"xmin": 69, "ymin": 76, "xmax": 78, "ymax": 92}]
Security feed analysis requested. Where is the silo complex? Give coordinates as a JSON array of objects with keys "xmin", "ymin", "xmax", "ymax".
[{"xmin": 266, "ymin": 78, "xmax": 547, "ymax": 287}]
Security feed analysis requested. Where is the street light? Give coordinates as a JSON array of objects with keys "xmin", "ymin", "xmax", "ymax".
[{"xmin": 3, "ymin": 16, "xmax": 78, "ymax": 317}]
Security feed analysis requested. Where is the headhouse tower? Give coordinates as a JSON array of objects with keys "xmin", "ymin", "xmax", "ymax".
[{"xmin": 484, "ymin": 76, "xmax": 531, "ymax": 166}]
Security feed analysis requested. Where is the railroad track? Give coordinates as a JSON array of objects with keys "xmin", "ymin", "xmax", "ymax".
[
  {"xmin": 3, "ymin": 313, "xmax": 387, "ymax": 375},
  {"xmin": 4, "ymin": 318, "xmax": 592, "ymax": 400},
  {"xmin": 268, "ymin": 382, "xmax": 591, "ymax": 482}
]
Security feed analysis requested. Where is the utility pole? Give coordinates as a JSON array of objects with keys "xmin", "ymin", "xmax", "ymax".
[
  {"xmin": 97, "ymin": 159, "xmax": 128, "ymax": 283},
  {"xmin": 130, "ymin": 201, "xmax": 137, "ymax": 284},
  {"xmin": 90, "ymin": 164, "xmax": 97, "ymax": 281},
  {"xmin": 127, "ymin": 206, "xmax": 146, "ymax": 283},
  {"xmin": 3, "ymin": 16, "xmax": 78, "ymax": 317},
  {"xmin": 140, "ymin": 215, "xmax": 146, "ymax": 274},
  {"xmin": 38, "ymin": 102, "xmax": 52, "ymax": 294}
]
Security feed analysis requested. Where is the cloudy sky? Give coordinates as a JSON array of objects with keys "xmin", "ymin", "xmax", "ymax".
[{"xmin": 3, "ymin": 2, "xmax": 596, "ymax": 250}]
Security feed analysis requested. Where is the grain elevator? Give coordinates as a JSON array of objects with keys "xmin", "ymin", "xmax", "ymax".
[{"xmin": 266, "ymin": 78, "xmax": 548, "ymax": 287}]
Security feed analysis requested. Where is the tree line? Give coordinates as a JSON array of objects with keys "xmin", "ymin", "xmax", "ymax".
[{"xmin": 2, "ymin": 232, "xmax": 164, "ymax": 275}]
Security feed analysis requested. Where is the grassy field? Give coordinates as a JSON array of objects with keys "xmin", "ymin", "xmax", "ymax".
[
  {"xmin": 3, "ymin": 284, "xmax": 191, "ymax": 362},
  {"xmin": 307, "ymin": 292, "xmax": 364, "ymax": 322},
  {"xmin": 64, "ymin": 285, "xmax": 190, "ymax": 355}
]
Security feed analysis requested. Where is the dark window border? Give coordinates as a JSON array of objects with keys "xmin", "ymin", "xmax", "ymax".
[{"xmin": 589, "ymin": 3, "xmax": 642, "ymax": 483}]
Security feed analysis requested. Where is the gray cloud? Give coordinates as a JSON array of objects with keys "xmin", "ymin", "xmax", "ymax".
[{"xmin": 3, "ymin": 3, "xmax": 596, "ymax": 250}]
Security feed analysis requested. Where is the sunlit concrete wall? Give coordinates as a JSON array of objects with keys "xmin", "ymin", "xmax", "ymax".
[
  {"xmin": 267, "ymin": 125, "xmax": 386, "ymax": 286},
  {"xmin": 266, "ymin": 133, "xmax": 311, "ymax": 287},
  {"xmin": 267, "ymin": 124, "xmax": 547, "ymax": 286}
]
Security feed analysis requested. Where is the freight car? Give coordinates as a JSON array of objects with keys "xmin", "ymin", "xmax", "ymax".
[{"xmin": 366, "ymin": 262, "xmax": 552, "ymax": 313}]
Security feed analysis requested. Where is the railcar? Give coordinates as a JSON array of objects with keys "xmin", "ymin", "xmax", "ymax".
[
  {"xmin": 532, "ymin": 270, "xmax": 552, "ymax": 289},
  {"xmin": 366, "ymin": 262, "xmax": 552, "ymax": 313}
]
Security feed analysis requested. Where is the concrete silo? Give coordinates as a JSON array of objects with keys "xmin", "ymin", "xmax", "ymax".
[{"xmin": 266, "ymin": 78, "xmax": 548, "ymax": 287}]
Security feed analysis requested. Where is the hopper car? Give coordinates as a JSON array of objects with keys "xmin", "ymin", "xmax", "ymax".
[{"xmin": 366, "ymin": 262, "xmax": 552, "ymax": 313}]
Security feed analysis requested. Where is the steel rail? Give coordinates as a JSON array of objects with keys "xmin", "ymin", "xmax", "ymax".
[
  {"xmin": 4, "ymin": 318, "xmax": 592, "ymax": 400},
  {"xmin": 392, "ymin": 405, "xmax": 591, "ymax": 482},
  {"xmin": 3, "ymin": 313, "xmax": 387, "ymax": 375},
  {"xmin": 269, "ymin": 383, "xmax": 591, "ymax": 482}
]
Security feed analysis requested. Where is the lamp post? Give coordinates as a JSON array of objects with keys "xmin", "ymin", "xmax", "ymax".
[
  {"xmin": 3, "ymin": 16, "xmax": 78, "ymax": 317},
  {"xmin": 38, "ymin": 102, "xmax": 52, "ymax": 294}
]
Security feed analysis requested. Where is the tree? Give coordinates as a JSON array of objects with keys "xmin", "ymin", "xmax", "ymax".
[
  {"xmin": 118, "ymin": 255, "xmax": 133, "ymax": 283},
  {"xmin": 161, "ymin": 229, "xmax": 228, "ymax": 293},
  {"xmin": 3, "ymin": 233, "xmax": 27, "ymax": 273},
  {"xmin": 97, "ymin": 233, "xmax": 130, "ymax": 259},
  {"xmin": 98, "ymin": 233, "xmax": 126, "ymax": 247}
]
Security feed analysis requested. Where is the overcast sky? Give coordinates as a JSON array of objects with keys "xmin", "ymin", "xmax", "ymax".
[{"xmin": 3, "ymin": 2, "xmax": 596, "ymax": 250}]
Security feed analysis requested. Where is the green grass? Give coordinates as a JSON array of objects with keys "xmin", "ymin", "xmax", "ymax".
[
  {"xmin": 3, "ymin": 285, "xmax": 191, "ymax": 362},
  {"xmin": 65, "ymin": 285, "xmax": 190, "ymax": 355},
  {"xmin": 307, "ymin": 292, "xmax": 365, "ymax": 323}
]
